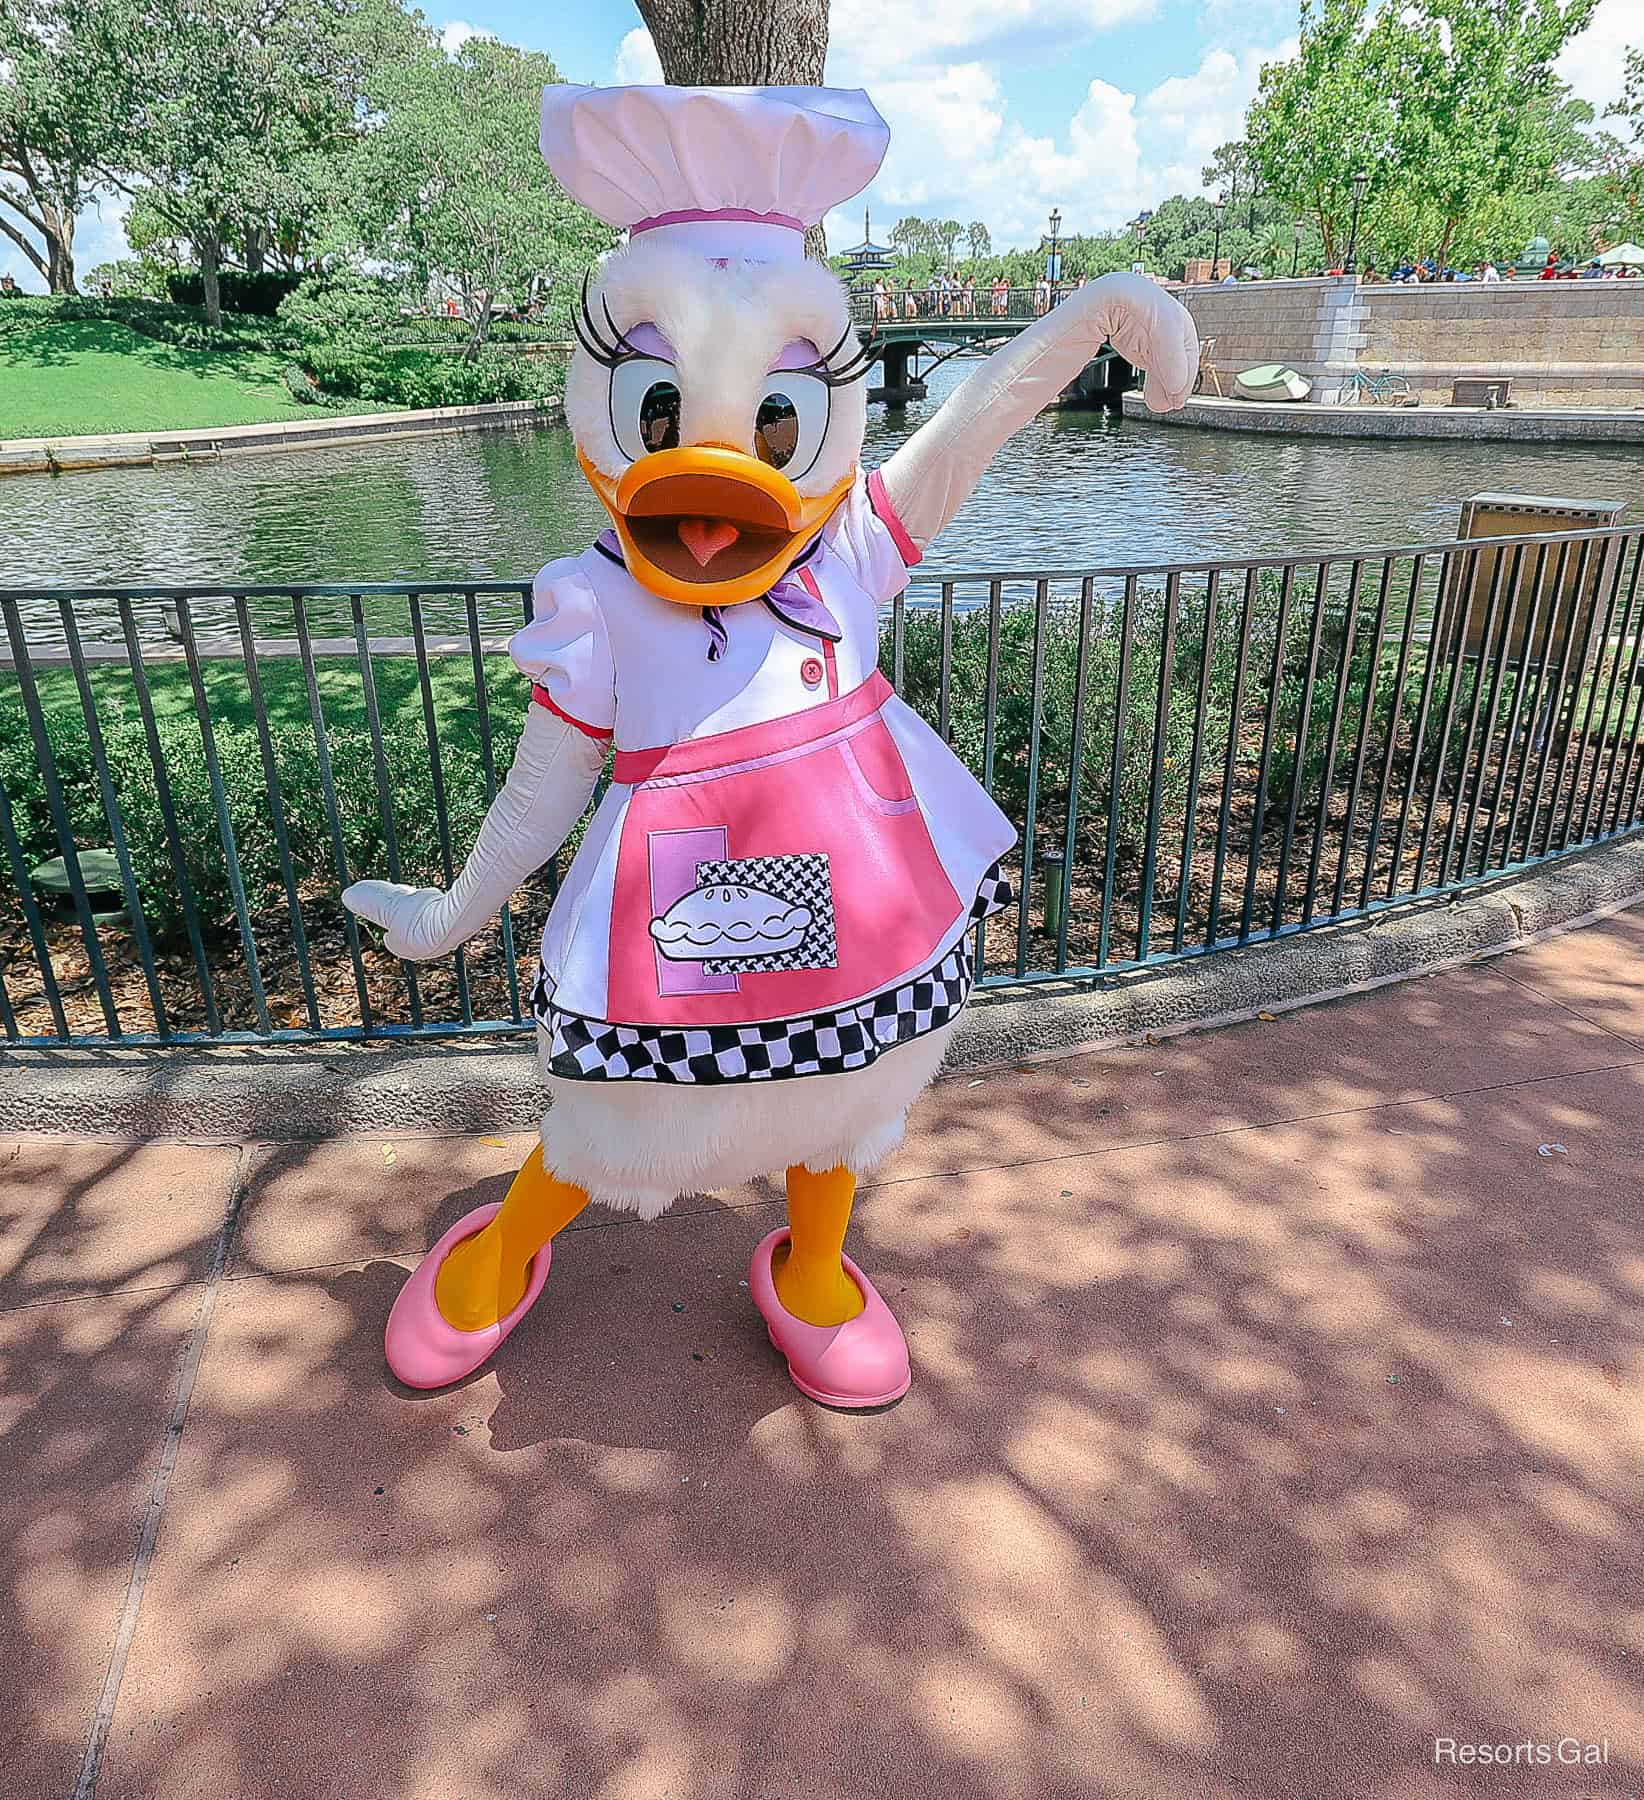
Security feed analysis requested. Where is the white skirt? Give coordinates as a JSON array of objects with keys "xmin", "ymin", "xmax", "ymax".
[{"xmin": 536, "ymin": 1018, "xmax": 956, "ymax": 1219}]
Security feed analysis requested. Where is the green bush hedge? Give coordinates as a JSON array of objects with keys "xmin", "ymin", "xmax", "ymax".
[
  {"xmin": 165, "ymin": 270, "xmax": 304, "ymax": 316},
  {"xmin": 298, "ymin": 341, "xmax": 562, "ymax": 410},
  {"xmin": 0, "ymin": 692, "xmax": 512, "ymax": 938},
  {"xmin": 0, "ymin": 292, "xmax": 296, "ymax": 354}
]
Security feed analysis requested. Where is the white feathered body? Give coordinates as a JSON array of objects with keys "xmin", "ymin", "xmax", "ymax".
[{"xmin": 538, "ymin": 1021, "xmax": 953, "ymax": 1220}]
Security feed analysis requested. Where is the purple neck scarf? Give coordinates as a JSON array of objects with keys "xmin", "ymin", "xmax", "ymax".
[{"xmin": 596, "ymin": 528, "xmax": 839, "ymax": 659}]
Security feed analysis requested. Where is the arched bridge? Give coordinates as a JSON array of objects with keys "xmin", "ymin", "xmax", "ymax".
[{"xmin": 846, "ymin": 286, "xmax": 1134, "ymax": 406}]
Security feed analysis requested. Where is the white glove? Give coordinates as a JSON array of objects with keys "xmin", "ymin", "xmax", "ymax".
[
  {"xmin": 879, "ymin": 272, "xmax": 1200, "ymax": 551},
  {"xmin": 343, "ymin": 701, "xmax": 605, "ymax": 961}
]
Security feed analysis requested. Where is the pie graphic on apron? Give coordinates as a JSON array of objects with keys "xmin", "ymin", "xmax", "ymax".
[{"xmin": 692, "ymin": 854, "xmax": 836, "ymax": 974}]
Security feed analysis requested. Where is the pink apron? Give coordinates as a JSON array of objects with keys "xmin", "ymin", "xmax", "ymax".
[{"xmin": 606, "ymin": 672, "xmax": 963, "ymax": 1028}]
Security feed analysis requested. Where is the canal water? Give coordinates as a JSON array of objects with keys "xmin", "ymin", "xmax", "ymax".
[{"xmin": 4, "ymin": 356, "xmax": 1640, "ymax": 642}]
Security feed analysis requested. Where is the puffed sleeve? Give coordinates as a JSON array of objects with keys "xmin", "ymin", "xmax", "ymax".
[
  {"xmin": 507, "ymin": 559, "xmax": 616, "ymax": 739},
  {"xmin": 823, "ymin": 468, "xmax": 923, "ymax": 607}
]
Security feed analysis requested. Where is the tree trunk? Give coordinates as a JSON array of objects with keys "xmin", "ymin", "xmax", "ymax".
[
  {"xmin": 0, "ymin": 202, "xmax": 51, "ymax": 286},
  {"xmin": 0, "ymin": 181, "xmax": 77, "ymax": 292},
  {"xmin": 633, "ymin": 0, "xmax": 831, "ymax": 255},
  {"xmin": 199, "ymin": 225, "xmax": 223, "ymax": 327},
  {"xmin": 244, "ymin": 223, "xmax": 266, "ymax": 276},
  {"xmin": 44, "ymin": 201, "xmax": 76, "ymax": 293}
]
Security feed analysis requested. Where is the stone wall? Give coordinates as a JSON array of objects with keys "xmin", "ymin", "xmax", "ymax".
[
  {"xmin": 1176, "ymin": 276, "xmax": 1644, "ymax": 408},
  {"xmin": 1358, "ymin": 283, "xmax": 1644, "ymax": 407}
]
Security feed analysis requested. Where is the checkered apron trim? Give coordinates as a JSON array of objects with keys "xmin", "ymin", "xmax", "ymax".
[{"xmin": 531, "ymin": 861, "xmax": 1013, "ymax": 1085}]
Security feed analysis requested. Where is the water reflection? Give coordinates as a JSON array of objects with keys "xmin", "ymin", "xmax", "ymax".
[{"xmin": 4, "ymin": 357, "xmax": 1639, "ymax": 641}]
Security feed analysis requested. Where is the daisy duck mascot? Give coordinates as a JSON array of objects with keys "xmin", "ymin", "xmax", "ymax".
[{"xmin": 345, "ymin": 84, "xmax": 1197, "ymax": 1407}]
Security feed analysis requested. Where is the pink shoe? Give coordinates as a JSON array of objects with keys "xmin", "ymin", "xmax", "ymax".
[
  {"xmin": 384, "ymin": 1202, "xmax": 551, "ymax": 1390},
  {"xmin": 749, "ymin": 1229, "xmax": 911, "ymax": 1408}
]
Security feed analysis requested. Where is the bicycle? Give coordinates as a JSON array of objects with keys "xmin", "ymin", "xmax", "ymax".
[{"xmin": 1336, "ymin": 367, "xmax": 1412, "ymax": 405}]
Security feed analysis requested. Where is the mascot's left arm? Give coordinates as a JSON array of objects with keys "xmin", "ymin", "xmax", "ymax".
[{"xmin": 879, "ymin": 271, "xmax": 1198, "ymax": 554}]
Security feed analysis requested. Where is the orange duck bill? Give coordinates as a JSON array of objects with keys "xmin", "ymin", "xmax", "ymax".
[{"xmin": 581, "ymin": 445, "xmax": 854, "ymax": 608}]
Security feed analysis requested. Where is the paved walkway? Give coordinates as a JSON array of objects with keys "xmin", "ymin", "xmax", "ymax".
[{"xmin": 5, "ymin": 905, "xmax": 1643, "ymax": 1800}]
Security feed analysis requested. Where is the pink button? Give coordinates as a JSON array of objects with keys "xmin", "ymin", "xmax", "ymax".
[{"xmin": 800, "ymin": 657, "xmax": 825, "ymax": 688}]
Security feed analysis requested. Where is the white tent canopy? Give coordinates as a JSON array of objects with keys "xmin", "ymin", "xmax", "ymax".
[{"xmin": 1598, "ymin": 242, "xmax": 1644, "ymax": 266}]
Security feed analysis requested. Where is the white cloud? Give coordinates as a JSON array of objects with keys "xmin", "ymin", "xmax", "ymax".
[
  {"xmin": 613, "ymin": 27, "xmax": 664, "ymax": 85},
  {"xmin": 1556, "ymin": 0, "xmax": 1639, "ymax": 117},
  {"xmin": 437, "ymin": 19, "xmax": 491, "ymax": 57},
  {"xmin": 1137, "ymin": 40, "xmax": 1296, "ymax": 198},
  {"xmin": 828, "ymin": 35, "xmax": 1293, "ymax": 250}
]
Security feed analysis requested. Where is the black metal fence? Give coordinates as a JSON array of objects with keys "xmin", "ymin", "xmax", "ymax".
[{"xmin": 3, "ymin": 522, "xmax": 1642, "ymax": 1048}]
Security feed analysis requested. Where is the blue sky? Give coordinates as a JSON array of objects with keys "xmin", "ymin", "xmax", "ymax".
[{"xmin": 4, "ymin": 0, "xmax": 1637, "ymax": 288}]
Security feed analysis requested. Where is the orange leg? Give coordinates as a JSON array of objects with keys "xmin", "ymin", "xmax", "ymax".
[
  {"xmin": 434, "ymin": 1144, "xmax": 590, "ymax": 1332},
  {"xmin": 772, "ymin": 1163, "xmax": 866, "ymax": 1327}
]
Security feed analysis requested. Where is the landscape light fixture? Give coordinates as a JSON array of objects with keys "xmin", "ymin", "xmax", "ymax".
[
  {"xmin": 1292, "ymin": 217, "xmax": 1304, "ymax": 277},
  {"xmin": 1212, "ymin": 194, "xmax": 1226, "ymax": 282},
  {"xmin": 1346, "ymin": 170, "xmax": 1368, "ymax": 274},
  {"xmin": 1043, "ymin": 207, "xmax": 1063, "ymax": 287}
]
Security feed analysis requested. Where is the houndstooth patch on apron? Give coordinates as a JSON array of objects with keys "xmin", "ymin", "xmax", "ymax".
[
  {"xmin": 531, "ymin": 861, "xmax": 1013, "ymax": 1085},
  {"xmin": 697, "ymin": 853, "xmax": 836, "ymax": 974}
]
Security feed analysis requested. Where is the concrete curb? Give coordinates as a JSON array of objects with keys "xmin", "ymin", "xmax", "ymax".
[
  {"xmin": 0, "ymin": 397, "xmax": 565, "ymax": 478},
  {"xmin": 4, "ymin": 831, "xmax": 1640, "ymax": 1145},
  {"xmin": 1122, "ymin": 391, "xmax": 1644, "ymax": 443}
]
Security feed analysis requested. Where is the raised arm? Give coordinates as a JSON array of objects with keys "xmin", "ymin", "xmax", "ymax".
[
  {"xmin": 878, "ymin": 272, "xmax": 1199, "ymax": 553},
  {"xmin": 343, "ymin": 704, "xmax": 604, "ymax": 961}
]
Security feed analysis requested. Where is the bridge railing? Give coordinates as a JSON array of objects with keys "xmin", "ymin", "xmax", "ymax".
[
  {"xmin": 3, "ymin": 522, "xmax": 1642, "ymax": 1047},
  {"xmin": 847, "ymin": 284, "xmax": 1075, "ymax": 328}
]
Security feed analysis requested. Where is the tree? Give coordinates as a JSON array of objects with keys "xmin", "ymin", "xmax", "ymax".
[
  {"xmin": 1201, "ymin": 141, "xmax": 1252, "ymax": 209},
  {"xmin": 338, "ymin": 36, "xmax": 612, "ymax": 356},
  {"xmin": 1246, "ymin": 0, "xmax": 1404, "ymax": 264},
  {"xmin": 966, "ymin": 220, "xmax": 991, "ymax": 260},
  {"xmin": 1247, "ymin": 0, "xmax": 1601, "ymax": 269},
  {"xmin": 105, "ymin": 0, "xmax": 412, "ymax": 325},
  {"xmin": 934, "ymin": 218, "xmax": 962, "ymax": 266},
  {"xmin": 890, "ymin": 215, "xmax": 940, "ymax": 258},
  {"xmin": 1598, "ymin": 47, "xmax": 1644, "ymax": 239},
  {"xmin": 632, "ymin": 0, "xmax": 828, "ymax": 253},
  {"xmin": 0, "ymin": 0, "xmax": 128, "ymax": 291}
]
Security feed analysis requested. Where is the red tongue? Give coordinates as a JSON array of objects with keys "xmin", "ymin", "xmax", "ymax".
[{"xmin": 677, "ymin": 517, "xmax": 741, "ymax": 568}]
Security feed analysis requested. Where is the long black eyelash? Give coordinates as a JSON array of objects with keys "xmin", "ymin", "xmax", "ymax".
[
  {"xmin": 802, "ymin": 321, "xmax": 872, "ymax": 388},
  {"xmin": 574, "ymin": 268, "xmax": 646, "ymax": 368}
]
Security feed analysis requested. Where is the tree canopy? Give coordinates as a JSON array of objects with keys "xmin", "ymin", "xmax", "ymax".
[
  {"xmin": 333, "ymin": 35, "xmax": 611, "ymax": 354},
  {"xmin": 1247, "ymin": 0, "xmax": 1604, "ymax": 268}
]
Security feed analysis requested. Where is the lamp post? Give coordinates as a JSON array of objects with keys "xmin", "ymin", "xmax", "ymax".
[
  {"xmin": 1133, "ymin": 207, "xmax": 1153, "ymax": 269},
  {"xmin": 1345, "ymin": 169, "xmax": 1368, "ymax": 275},
  {"xmin": 1041, "ymin": 206, "xmax": 1063, "ymax": 302},
  {"xmin": 1291, "ymin": 217, "xmax": 1304, "ymax": 277},
  {"xmin": 1211, "ymin": 194, "xmax": 1226, "ymax": 283}
]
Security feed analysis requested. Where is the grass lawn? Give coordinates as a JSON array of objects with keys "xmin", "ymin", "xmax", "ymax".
[{"xmin": 0, "ymin": 319, "xmax": 378, "ymax": 439}]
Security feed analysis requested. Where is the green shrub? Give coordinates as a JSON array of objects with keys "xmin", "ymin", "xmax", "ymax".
[
  {"xmin": 166, "ymin": 270, "xmax": 303, "ymax": 316},
  {"xmin": 275, "ymin": 274, "xmax": 401, "ymax": 342},
  {"xmin": 0, "ymin": 291, "xmax": 296, "ymax": 353},
  {"xmin": 0, "ymin": 689, "xmax": 515, "ymax": 940},
  {"xmin": 889, "ymin": 590, "xmax": 1225, "ymax": 856},
  {"xmin": 282, "ymin": 361, "xmax": 340, "ymax": 408},
  {"xmin": 298, "ymin": 340, "xmax": 561, "ymax": 409}
]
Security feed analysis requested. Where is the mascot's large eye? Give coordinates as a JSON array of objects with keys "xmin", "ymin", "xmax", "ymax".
[
  {"xmin": 754, "ymin": 373, "xmax": 828, "ymax": 479},
  {"xmin": 610, "ymin": 357, "xmax": 681, "ymax": 461}
]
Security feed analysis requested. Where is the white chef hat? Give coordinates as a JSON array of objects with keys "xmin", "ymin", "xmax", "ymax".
[{"xmin": 540, "ymin": 84, "xmax": 889, "ymax": 265}]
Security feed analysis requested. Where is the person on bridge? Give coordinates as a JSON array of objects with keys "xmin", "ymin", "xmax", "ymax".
[{"xmin": 345, "ymin": 81, "xmax": 1198, "ymax": 1406}]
